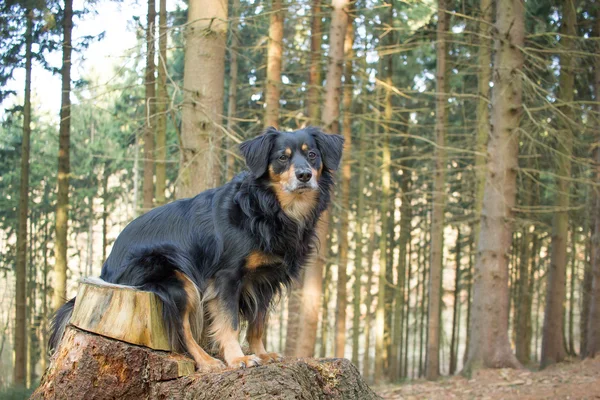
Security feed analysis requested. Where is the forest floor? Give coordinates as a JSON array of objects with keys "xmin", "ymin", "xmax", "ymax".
[{"xmin": 376, "ymin": 356, "xmax": 600, "ymax": 399}]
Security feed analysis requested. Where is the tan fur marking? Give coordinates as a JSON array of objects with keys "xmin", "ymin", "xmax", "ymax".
[
  {"xmin": 245, "ymin": 251, "xmax": 283, "ymax": 270},
  {"xmin": 174, "ymin": 272, "xmax": 223, "ymax": 370},
  {"xmin": 284, "ymin": 148, "xmax": 292, "ymax": 156},
  {"xmin": 247, "ymin": 316, "xmax": 282, "ymax": 363},
  {"xmin": 207, "ymin": 298, "xmax": 260, "ymax": 367},
  {"xmin": 302, "ymin": 143, "xmax": 308, "ymax": 151},
  {"xmin": 268, "ymin": 165, "xmax": 318, "ymax": 222}
]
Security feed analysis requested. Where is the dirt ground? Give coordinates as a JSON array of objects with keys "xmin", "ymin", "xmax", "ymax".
[{"xmin": 376, "ymin": 357, "xmax": 600, "ymax": 400}]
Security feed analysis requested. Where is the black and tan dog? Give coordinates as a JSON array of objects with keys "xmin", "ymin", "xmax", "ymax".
[{"xmin": 49, "ymin": 127, "xmax": 343, "ymax": 370}]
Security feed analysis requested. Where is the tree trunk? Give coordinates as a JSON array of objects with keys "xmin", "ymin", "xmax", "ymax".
[
  {"xmin": 307, "ymin": 0, "xmax": 322, "ymax": 124},
  {"xmin": 143, "ymin": 0, "xmax": 156, "ymax": 212},
  {"xmin": 53, "ymin": 0, "xmax": 73, "ymax": 313},
  {"xmin": 334, "ymin": 7, "xmax": 354, "ymax": 359},
  {"xmin": 426, "ymin": 0, "xmax": 448, "ymax": 381},
  {"xmin": 516, "ymin": 173, "xmax": 533, "ymax": 365},
  {"xmin": 14, "ymin": 11, "xmax": 33, "ymax": 386},
  {"xmin": 541, "ymin": 0, "xmax": 575, "ymax": 368},
  {"xmin": 225, "ymin": 0, "xmax": 240, "ymax": 181},
  {"xmin": 463, "ymin": 0, "xmax": 524, "ymax": 372},
  {"xmin": 585, "ymin": 7, "xmax": 600, "ymax": 358},
  {"xmin": 568, "ymin": 228, "xmax": 576, "ymax": 356},
  {"xmin": 155, "ymin": 0, "xmax": 168, "ymax": 206},
  {"xmin": 449, "ymin": 227, "xmax": 461, "ymax": 375},
  {"xmin": 321, "ymin": 0, "xmax": 349, "ymax": 133},
  {"xmin": 178, "ymin": 0, "xmax": 228, "ymax": 197},
  {"xmin": 351, "ymin": 121, "xmax": 367, "ymax": 366},
  {"xmin": 362, "ymin": 211, "xmax": 378, "ymax": 381},
  {"xmin": 264, "ymin": 0, "xmax": 284, "ymax": 128},
  {"xmin": 33, "ymin": 327, "xmax": 378, "ymax": 400}
]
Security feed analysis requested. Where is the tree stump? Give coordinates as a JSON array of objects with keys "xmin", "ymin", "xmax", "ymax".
[{"xmin": 32, "ymin": 327, "xmax": 380, "ymax": 399}]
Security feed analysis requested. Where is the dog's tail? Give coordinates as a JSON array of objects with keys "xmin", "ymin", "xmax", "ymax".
[
  {"xmin": 48, "ymin": 298, "xmax": 76, "ymax": 353},
  {"xmin": 109, "ymin": 243, "xmax": 203, "ymax": 352}
]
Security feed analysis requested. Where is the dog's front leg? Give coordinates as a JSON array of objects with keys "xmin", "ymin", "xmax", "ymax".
[
  {"xmin": 247, "ymin": 310, "xmax": 283, "ymax": 364},
  {"xmin": 207, "ymin": 297, "xmax": 261, "ymax": 369}
]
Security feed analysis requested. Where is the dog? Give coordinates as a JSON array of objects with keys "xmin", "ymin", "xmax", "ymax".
[{"xmin": 49, "ymin": 126, "xmax": 343, "ymax": 371}]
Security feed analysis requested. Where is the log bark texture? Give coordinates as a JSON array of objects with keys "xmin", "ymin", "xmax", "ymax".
[{"xmin": 33, "ymin": 327, "xmax": 379, "ymax": 400}]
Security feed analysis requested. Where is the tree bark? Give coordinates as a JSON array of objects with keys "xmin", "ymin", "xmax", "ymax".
[
  {"xmin": 463, "ymin": 0, "xmax": 524, "ymax": 372},
  {"xmin": 13, "ymin": 10, "xmax": 33, "ymax": 386},
  {"xmin": 143, "ymin": 0, "xmax": 156, "ymax": 212},
  {"xmin": 362, "ymin": 211, "xmax": 378, "ymax": 381},
  {"xmin": 585, "ymin": 7, "xmax": 600, "ymax": 358},
  {"xmin": 541, "ymin": 0, "xmax": 576, "ymax": 368},
  {"xmin": 225, "ymin": 0, "xmax": 240, "ymax": 181},
  {"xmin": 33, "ymin": 327, "xmax": 379, "ymax": 400},
  {"xmin": 335, "ymin": 7, "xmax": 354, "ymax": 359},
  {"xmin": 449, "ymin": 227, "xmax": 461, "ymax": 375},
  {"xmin": 53, "ymin": 0, "xmax": 73, "ymax": 313},
  {"xmin": 264, "ymin": 0, "xmax": 284, "ymax": 128},
  {"xmin": 307, "ymin": 0, "xmax": 322, "ymax": 124},
  {"xmin": 351, "ymin": 121, "xmax": 367, "ymax": 367},
  {"xmin": 155, "ymin": 0, "xmax": 168, "ymax": 206},
  {"xmin": 178, "ymin": 0, "xmax": 228, "ymax": 197},
  {"xmin": 426, "ymin": 0, "xmax": 448, "ymax": 380}
]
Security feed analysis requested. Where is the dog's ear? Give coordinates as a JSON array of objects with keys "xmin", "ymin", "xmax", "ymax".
[
  {"xmin": 239, "ymin": 128, "xmax": 278, "ymax": 177},
  {"xmin": 309, "ymin": 127, "xmax": 344, "ymax": 171}
]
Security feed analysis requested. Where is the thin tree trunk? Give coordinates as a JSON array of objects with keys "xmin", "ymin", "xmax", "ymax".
[
  {"xmin": 419, "ymin": 215, "xmax": 430, "ymax": 377},
  {"xmin": 143, "ymin": 0, "xmax": 156, "ymax": 212},
  {"xmin": 402, "ymin": 225, "xmax": 413, "ymax": 378},
  {"xmin": 307, "ymin": 0, "xmax": 322, "ymax": 124},
  {"xmin": 178, "ymin": 0, "xmax": 228, "ymax": 197},
  {"xmin": 53, "ymin": 0, "xmax": 73, "ymax": 313},
  {"xmin": 320, "ymin": 262, "xmax": 331, "ymax": 358},
  {"xmin": 568, "ymin": 228, "xmax": 576, "ymax": 356},
  {"xmin": 426, "ymin": 0, "xmax": 448, "ymax": 380},
  {"xmin": 265, "ymin": 0, "xmax": 284, "ymax": 128},
  {"xmin": 102, "ymin": 163, "xmax": 110, "ymax": 263},
  {"xmin": 516, "ymin": 174, "xmax": 533, "ymax": 364},
  {"xmin": 13, "ymin": 9, "xmax": 33, "ymax": 387},
  {"xmin": 582, "ymin": 224, "xmax": 593, "ymax": 356},
  {"xmin": 585, "ymin": 7, "xmax": 600, "ymax": 358},
  {"xmin": 362, "ymin": 211, "xmax": 377, "ymax": 381},
  {"xmin": 449, "ymin": 227, "xmax": 461, "ymax": 375},
  {"xmin": 351, "ymin": 121, "xmax": 367, "ymax": 366},
  {"xmin": 541, "ymin": 0, "xmax": 575, "ymax": 368},
  {"xmin": 463, "ymin": 0, "xmax": 524, "ymax": 372},
  {"xmin": 155, "ymin": 0, "xmax": 168, "ymax": 205},
  {"xmin": 225, "ymin": 0, "xmax": 240, "ymax": 181},
  {"xmin": 334, "ymin": 8, "xmax": 354, "ymax": 359},
  {"xmin": 463, "ymin": 230, "xmax": 474, "ymax": 365}
]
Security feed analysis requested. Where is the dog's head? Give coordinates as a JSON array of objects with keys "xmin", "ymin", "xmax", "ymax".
[{"xmin": 240, "ymin": 127, "xmax": 344, "ymax": 219}]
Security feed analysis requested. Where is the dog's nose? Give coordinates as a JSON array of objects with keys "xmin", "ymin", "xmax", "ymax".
[{"xmin": 296, "ymin": 169, "xmax": 312, "ymax": 183}]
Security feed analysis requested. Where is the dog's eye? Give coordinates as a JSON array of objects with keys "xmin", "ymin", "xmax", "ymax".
[
  {"xmin": 308, "ymin": 151, "xmax": 317, "ymax": 160},
  {"xmin": 278, "ymin": 155, "xmax": 289, "ymax": 162}
]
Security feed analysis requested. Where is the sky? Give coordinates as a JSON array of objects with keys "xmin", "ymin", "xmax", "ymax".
[{"xmin": 2, "ymin": 0, "xmax": 181, "ymax": 123}]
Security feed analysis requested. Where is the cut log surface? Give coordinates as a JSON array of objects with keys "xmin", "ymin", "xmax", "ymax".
[
  {"xmin": 33, "ymin": 327, "xmax": 380, "ymax": 400},
  {"xmin": 70, "ymin": 279, "xmax": 171, "ymax": 351}
]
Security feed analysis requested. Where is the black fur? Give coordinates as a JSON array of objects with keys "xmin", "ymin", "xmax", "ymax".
[{"xmin": 48, "ymin": 127, "xmax": 343, "ymax": 356}]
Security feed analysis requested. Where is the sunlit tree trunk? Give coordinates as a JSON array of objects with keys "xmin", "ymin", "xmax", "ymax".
[
  {"xmin": 426, "ymin": 0, "xmax": 448, "ymax": 380},
  {"xmin": 351, "ymin": 120, "xmax": 367, "ymax": 366},
  {"xmin": 585, "ymin": 8, "xmax": 600, "ymax": 358},
  {"xmin": 155, "ymin": 0, "xmax": 168, "ymax": 205},
  {"xmin": 178, "ymin": 0, "xmax": 228, "ymax": 197},
  {"xmin": 14, "ymin": 10, "xmax": 33, "ymax": 387},
  {"xmin": 225, "ymin": 0, "xmax": 240, "ymax": 181},
  {"xmin": 265, "ymin": 0, "xmax": 284, "ymax": 128},
  {"xmin": 541, "ymin": 0, "xmax": 575, "ymax": 368},
  {"xmin": 449, "ymin": 227, "xmax": 461, "ymax": 375},
  {"xmin": 362, "ymin": 211, "xmax": 377, "ymax": 381},
  {"xmin": 335, "ymin": 7, "xmax": 354, "ymax": 359},
  {"xmin": 54, "ymin": 0, "xmax": 73, "ymax": 313},
  {"xmin": 464, "ymin": 0, "xmax": 524, "ymax": 372},
  {"xmin": 307, "ymin": 0, "xmax": 322, "ymax": 124},
  {"xmin": 143, "ymin": 0, "xmax": 156, "ymax": 212}
]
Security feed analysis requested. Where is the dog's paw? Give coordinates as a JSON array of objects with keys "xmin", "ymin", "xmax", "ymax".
[
  {"xmin": 197, "ymin": 358, "xmax": 226, "ymax": 373},
  {"xmin": 257, "ymin": 352, "xmax": 283, "ymax": 364},
  {"xmin": 228, "ymin": 355, "xmax": 262, "ymax": 369}
]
